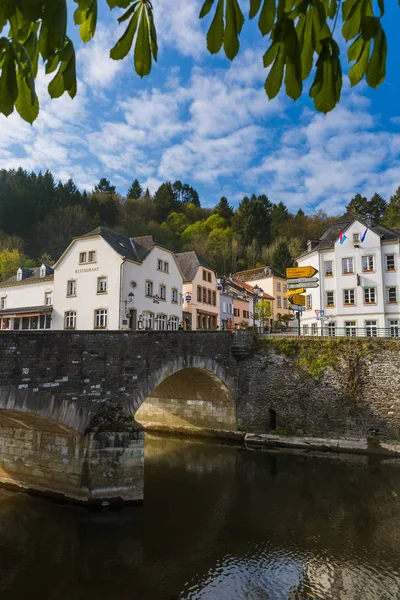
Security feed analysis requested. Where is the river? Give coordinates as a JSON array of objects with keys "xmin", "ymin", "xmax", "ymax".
[{"xmin": 0, "ymin": 433, "xmax": 400, "ymax": 599}]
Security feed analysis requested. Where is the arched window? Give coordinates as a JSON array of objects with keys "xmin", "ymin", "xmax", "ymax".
[
  {"xmin": 268, "ymin": 409, "xmax": 277, "ymax": 431},
  {"xmin": 156, "ymin": 314, "xmax": 167, "ymax": 330}
]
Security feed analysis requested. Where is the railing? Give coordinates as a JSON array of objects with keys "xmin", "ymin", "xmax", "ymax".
[{"xmin": 261, "ymin": 327, "xmax": 400, "ymax": 338}]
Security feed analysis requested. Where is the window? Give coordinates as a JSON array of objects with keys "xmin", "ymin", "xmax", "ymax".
[
  {"xmin": 303, "ymin": 325, "xmax": 309, "ymax": 335},
  {"xmin": 343, "ymin": 289, "xmax": 355, "ymax": 305},
  {"xmin": 353, "ymin": 233, "xmax": 360, "ymax": 242},
  {"xmin": 97, "ymin": 277, "xmax": 107, "ymax": 293},
  {"xmin": 283, "ymin": 284, "xmax": 287, "ymax": 292},
  {"xmin": 0, "ymin": 297, "xmax": 5, "ymax": 310},
  {"xmin": 163, "ymin": 261, "xmax": 169, "ymax": 273},
  {"xmin": 203, "ymin": 270, "xmax": 207, "ymax": 281},
  {"xmin": 156, "ymin": 314, "xmax": 167, "ymax": 330},
  {"xmin": 79, "ymin": 252, "xmax": 87, "ymax": 264},
  {"xmin": 64, "ymin": 311, "xmax": 77, "ymax": 330},
  {"xmin": 172, "ymin": 288, "xmax": 178, "ymax": 303},
  {"xmin": 169, "ymin": 316, "xmax": 179, "ymax": 330},
  {"xmin": 327, "ymin": 322, "xmax": 336, "ymax": 337},
  {"xmin": 311, "ymin": 323, "xmax": 318, "ymax": 335},
  {"xmin": 145, "ymin": 281, "xmax": 153, "ymax": 297},
  {"xmin": 325, "ymin": 260, "xmax": 333, "ymax": 277},
  {"xmin": 277, "ymin": 282, "xmax": 281, "ymax": 292},
  {"xmin": 387, "ymin": 287, "xmax": 398, "ymax": 303},
  {"xmin": 94, "ymin": 309, "xmax": 107, "ymax": 329},
  {"xmin": 67, "ymin": 280, "xmax": 76, "ymax": 297},
  {"xmin": 88, "ymin": 250, "xmax": 96, "ymax": 263},
  {"xmin": 342, "ymin": 257, "xmax": 354, "ymax": 274},
  {"xmin": 345, "ymin": 321, "xmax": 357, "ymax": 337},
  {"xmin": 385, "ymin": 254, "xmax": 395, "ymax": 271},
  {"xmin": 13, "ymin": 318, "xmax": 20, "ymax": 330},
  {"xmin": 306, "ymin": 295, "xmax": 312, "ymax": 310},
  {"xmin": 243, "ymin": 310, "xmax": 249, "ymax": 318},
  {"xmin": 362, "ymin": 255, "xmax": 374, "ymax": 272},
  {"xmin": 143, "ymin": 311, "xmax": 154, "ymax": 329},
  {"xmin": 157, "ymin": 259, "xmax": 163, "ymax": 271},
  {"xmin": 283, "ymin": 297, "xmax": 288, "ymax": 309},
  {"xmin": 364, "ymin": 287, "xmax": 376, "ymax": 304},
  {"xmin": 208, "ymin": 289, "xmax": 211, "ymax": 304},
  {"xmin": 203, "ymin": 288, "xmax": 207, "ymax": 303},
  {"xmin": 212, "ymin": 291, "xmax": 216, "ymax": 306},
  {"xmin": 366, "ymin": 320, "xmax": 377, "ymax": 337},
  {"xmin": 234, "ymin": 308, "xmax": 240, "ymax": 317},
  {"xmin": 277, "ymin": 296, "xmax": 281, "ymax": 308},
  {"xmin": 45, "ymin": 292, "xmax": 52, "ymax": 306},
  {"xmin": 197, "ymin": 286, "xmax": 202, "ymax": 302},
  {"xmin": 389, "ymin": 320, "xmax": 399, "ymax": 338},
  {"xmin": 326, "ymin": 291, "xmax": 334, "ymax": 307},
  {"xmin": 207, "ymin": 272, "xmax": 211, "ymax": 283},
  {"xmin": 160, "ymin": 285, "xmax": 166, "ymax": 300}
]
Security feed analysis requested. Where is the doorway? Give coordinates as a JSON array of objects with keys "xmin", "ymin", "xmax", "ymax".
[{"xmin": 129, "ymin": 309, "xmax": 137, "ymax": 330}]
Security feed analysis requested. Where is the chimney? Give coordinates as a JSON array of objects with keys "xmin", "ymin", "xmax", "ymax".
[
  {"xmin": 365, "ymin": 214, "xmax": 373, "ymax": 228},
  {"xmin": 307, "ymin": 239, "xmax": 319, "ymax": 252}
]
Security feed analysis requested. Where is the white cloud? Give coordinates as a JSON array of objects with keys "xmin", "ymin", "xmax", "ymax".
[{"xmin": 153, "ymin": 0, "xmax": 206, "ymax": 59}]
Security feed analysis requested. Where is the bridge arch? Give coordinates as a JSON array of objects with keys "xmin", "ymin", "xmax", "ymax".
[
  {"xmin": 0, "ymin": 385, "xmax": 93, "ymax": 434},
  {"xmin": 131, "ymin": 356, "xmax": 238, "ymax": 434}
]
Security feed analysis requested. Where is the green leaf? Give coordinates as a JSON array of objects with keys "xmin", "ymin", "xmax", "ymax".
[
  {"xmin": 78, "ymin": 0, "xmax": 97, "ymax": 43},
  {"xmin": 366, "ymin": 26, "xmax": 386, "ymax": 88},
  {"xmin": 23, "ymin": 24, "xmax": 39, "ymax": 77},
  {"xmin": 110, "ymin": 8, "xmax": 139, "ymax": 60},
  {"xmin": 265, "ymin": 43, "xmax": 285, "ymax": 99},
  {"xmin": 207, "ymin": 0, "xmax": 224, "ymax": 54},
  {"xmin": 134, "ymin": 5, "xmax": 151, "ymax": 77},
  {"xmin": 258, "ymin": 0, "xmax": 276, "ymax": 36},
  {"xmin": 263, "ymin": 42, "xmax": 278, "ymax": 67},
  {"xmin": 283, "ymin": 21, "xmax": 302, "ymax": 100},
  {"xmin": 148, "ymin": 8, "xmax": 158, "ymax": 60},
  {"xmin": 224, "ymin": 0, "xmax": 244, "ymax": 60},
  {"xmin": 348, "ymin": 39, "xmax": 370, "ymax": 85},
  {"xmin": 249, "ymin": 0, "xmax": 263, "ymax": 18},
  {"xmin": 310, "ymin": 38, "xmax": 342, "ymax": 113},
  {"xmin": 299, "ymin": 11, "xmax": 314, "ymax": 79},
  {"xmin": 15, "ymin": 66, "xmax": 39, "ymax": 123},
  {"xmin": 118, "ymin": 2, "xmax": 139, "ymax": 23},
  {"xmin": 199, "ymin": 0, "xmax": 215, "ymax": 18},
  {"xmin": 0, "ymin": 47, "xmax": 17, "ymax": 116}
]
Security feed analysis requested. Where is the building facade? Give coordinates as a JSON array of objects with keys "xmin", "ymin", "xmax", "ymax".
[
  {"xmin": 297, "ymin": 212, "xmax": 400, "ymax": 336},
  {"xmin": 232, "ymin": 266, "xmax": 289, "ymax": 322},
  {"xmin": 175, "ymin": 252, "xmax": 219, "ymax": 330},
  {"xmin": 0, "ymin": 265, "xmax": 54, "ymax": 330}
]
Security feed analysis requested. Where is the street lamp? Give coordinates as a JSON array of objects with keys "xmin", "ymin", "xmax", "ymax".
[{"xmin": 124, "ymin": 291, "xmax": 135, "ymax": 313}]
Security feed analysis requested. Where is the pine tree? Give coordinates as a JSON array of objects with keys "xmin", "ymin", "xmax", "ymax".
[
  {"xmin": 214, "ymin": 196, "xmax": 234, "ymax": 223},
  {"xmin": 346, "ymin": 193, "xmax": 368, "ymax": 215},
  {"xmin": 383, "ymin": 187, "xmax": 400, "ymax": 229},
  {"xmin": 127, "ymin": 179, "xmax": 143, "ymax": 200},
  {"xmin": 153, "ymin": 182, "xmax": 180, "ymax": 222},
  {"xmin": 93, "ymin": 178, "xmax": 116, "ymax": 195}
]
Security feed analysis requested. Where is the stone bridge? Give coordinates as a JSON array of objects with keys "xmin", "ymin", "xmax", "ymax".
[{"xmin": 0, "ymin": 331, "xmax": 399, "ymax": 506}]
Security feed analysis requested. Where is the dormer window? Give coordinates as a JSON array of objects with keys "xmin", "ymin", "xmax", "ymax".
[
  {"xmin": 353, "ymin": 233, "xmax": 360, "ymax": 243},
  {"xmin": 17, "ymin": 268, "xmax": 22, "ymax": 282},
  {"xmin": 40, "ymin": 264, "xmax": 46, "ymax": 278}
]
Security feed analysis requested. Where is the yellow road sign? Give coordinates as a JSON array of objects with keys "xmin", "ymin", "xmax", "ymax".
[
  {"xmin": 285, "ymin": 288, "xmax": 305, "ymax": 296},
  {"xmin": 286, "ymin": 266, "xmax": 318, "ymax": 279},
  {"xmin": 289, "ymin": 294, "xmax": 305, "ymax": 306}
]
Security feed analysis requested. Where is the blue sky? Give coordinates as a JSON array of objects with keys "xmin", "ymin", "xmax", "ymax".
[{"xmin": 0, "ymin": 0, "xmax": 399, "ymax": 214}]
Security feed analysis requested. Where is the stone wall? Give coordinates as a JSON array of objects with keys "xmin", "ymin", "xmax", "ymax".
[{"xmin": 236, "ymin": 337, "xmax": 400, "ymax": 443}]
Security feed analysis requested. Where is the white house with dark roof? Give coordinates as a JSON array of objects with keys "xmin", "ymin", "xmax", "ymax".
[
  {"xmin": 50, "ymin": 227, "xmax": 184, "ymax": 331},
  {"xmin": 0, "ymin": 264, "xmax": 54, "ymax": 330},
  {"xmin": 175, "ymin": 251, "xmax": 219, "ymax": 330},
  {"xmin": 296, "ymin": 212, "xmax": 400, "ymax": 336}
]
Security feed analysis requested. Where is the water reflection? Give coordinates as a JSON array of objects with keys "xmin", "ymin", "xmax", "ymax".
[{"xmin": 0, "ymin": 433, "xmax": 400, "ymax": 599}]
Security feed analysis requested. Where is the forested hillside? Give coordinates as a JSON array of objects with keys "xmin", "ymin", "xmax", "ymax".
[{"xmin": 0, "ymin": 168, "xmax": 399, "ymax": 281}]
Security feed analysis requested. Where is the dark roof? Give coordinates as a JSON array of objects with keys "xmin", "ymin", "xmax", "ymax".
[
  {"xmin": 298, "ymin": 211, "xmax": 400, "ymax": 257},
  {"xmin": 230, "ymin": 278, "xmax": 275, "ymax": 300},
  {"xmin": 1, "ymin": 265, "xmax": 54, "ymax": 287},
  {"xmin": 79, "ymin": 227, "xmax": 140, "ymax": 262},
  {"xmin": 232, "ymin": 265, "xmax": 285, "ymax": 282},
  {"xmin": 0, "ymin": 305, "xmax": 52, "ymax": 315},
  {"xmin": 175, "ymin": 251, "xmax": 213, "ymax": 282}
]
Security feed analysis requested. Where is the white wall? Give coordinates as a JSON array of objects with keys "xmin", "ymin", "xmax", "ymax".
[
  {"xmin": 121, "ymin": 247, "xmax": 183, "ymax": 329},
  {"xmin": 298, "ymin": 219, "xmax": 400, "ymax": 331},
  {"xmin": 0, "ymin": 279, "xmax": 54, "ymax": 311},
  {"xmin": 52, "ymin": 236, "xmax": 123, "ymax": 330}
]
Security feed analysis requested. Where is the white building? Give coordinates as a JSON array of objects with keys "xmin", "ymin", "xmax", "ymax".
[
  {"xmin": 0, "ymin": 227, "xmax": 184, "ymax": 332},
  {"xmin": 52, "ymin": 228, "xmax": 184, "ymax": 331},
  {"xmin": 0, "ymin": 265, "xmax": 54, "ymax": 330},
  {"xmin": 297, "ymin": 212, "xmax": 400, "ymax": 336}
]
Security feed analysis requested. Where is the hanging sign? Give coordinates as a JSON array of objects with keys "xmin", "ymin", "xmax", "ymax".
[{"xmin": 286, "ymin": 266, "xmax": 318, "ymax": 279}]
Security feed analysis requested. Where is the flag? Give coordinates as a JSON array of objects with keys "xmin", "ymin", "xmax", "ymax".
[
  {"xmin": 339, "ymin": 231, "xmax": 347, "ymax": 245},
  {"xmin": 361, "ymin": 227, "xmax": 368, "ymax": 242}
]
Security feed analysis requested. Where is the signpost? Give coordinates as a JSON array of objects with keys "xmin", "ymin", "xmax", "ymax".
[
  {"xmin": 285, "ymin": 287, "xmax": 306, "ymax": 295},
  {"xmin": 289, "ymin": 294, "xmax": 305, "ymax": 306},
  {"xmin": 286, "ymin": 266, "xmax": 318, "ymax": 279},
  {"xmin": 288, "ymin": 281, "xmax": 319, "ymax": 289},
  {"xmin": 290, "ymin": 304, "xmax": 306, "ymax": 311},
  {"xmin": 286, "ymin": 277, "xmax": 319, "ymax": 285}
]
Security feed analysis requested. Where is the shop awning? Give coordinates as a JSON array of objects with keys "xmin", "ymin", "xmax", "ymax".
[
  {"xmin": 196, "ymin": 309, "xmax": 219, "ymax": 317},
  {"xmin": 0, "ymin": 305, "xmax": 53, "ymax": 318}
]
